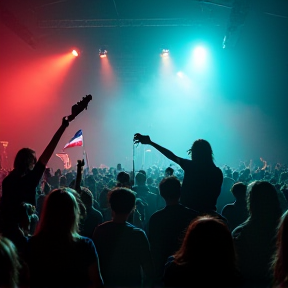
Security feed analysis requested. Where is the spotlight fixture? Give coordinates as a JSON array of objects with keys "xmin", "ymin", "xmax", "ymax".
[
  {"xmin": 99, "ymin": 49, "xmax": 107, "ymax": 58},
  {"xmin": 72, "ymin": 49, "xmax": 79, "ymax": 56},
  {"xmin": 161, "ymin": 49, "xmax": 169, "ymax": 57}
]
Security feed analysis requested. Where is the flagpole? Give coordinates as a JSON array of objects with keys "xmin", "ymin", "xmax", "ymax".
[{"xmin": 82, "ymin": 133, "xmax": 86, "ymax": 186}]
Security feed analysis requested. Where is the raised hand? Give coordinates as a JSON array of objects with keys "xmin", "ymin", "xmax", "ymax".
[{"xmin": 133, "ymin": 133, "xmax": 151, "ymax": 145}]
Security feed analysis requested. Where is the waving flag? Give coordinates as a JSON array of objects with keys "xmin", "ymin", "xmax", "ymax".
[{"xmin": 63, "ymin": 130, "xmax": 83, "ymax": 149}]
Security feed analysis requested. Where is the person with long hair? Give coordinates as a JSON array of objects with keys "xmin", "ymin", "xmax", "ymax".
[
  {"xmin": 1, "ymin": 116, "xmax": 71, "ymax": 229},
  {"xmin": 0, "ymin": 236, "xmax": 21, "ymax": 288},
  {"xmin": 272, "ymin": 210, "xmax": 288, "ymax": 288},
  {"xmin": 232, "ymin": 181, "xmax": 283, "ymax": 287},
  {"xmin": 163, "ymin": 216, "xmax": 241, "ymax": 287},
  {"xmin": 26, "ymin": 188, "xmax": 104, "ymax": 288},
  {"xmin": 133, "ymin": 134, "xmax": 223, "ymax": 213}
]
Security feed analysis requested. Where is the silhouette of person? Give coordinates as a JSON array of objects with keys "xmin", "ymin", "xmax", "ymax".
[
  {"xmin": 163, "ymin": 216, "xmax": 241, "ymax": 287},
  {"xmin": 272, "ymin": 210, "xmax": 288, "ymax": 288},
  {"xmin": 1, "ymin": 117, "xmax": 71, "ymax": 229},
  {"xmin": 148, "ymin": 176, "xmax": 199, "ymax": 283},
  {"xmin": 221, "ymin": 182, "xmax": 249, "ymax": 231},
  {"xmin": 133, "ymin": 134, "xmax": 223, "ymax": 213},
  {"xmin": 92, "ymin": 187, "xmax": 154, "ymax": 287},
  {"xmin": 27, "ymin": 188, "xmax": 103, "ymax": 288}
]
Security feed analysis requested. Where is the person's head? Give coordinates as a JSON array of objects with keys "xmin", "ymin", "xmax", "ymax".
[
  {"xmin": 159, "ymin": 176, "xmax": 181, "ymax": 202},
  {"xmin": 187, "ymin": 139, "xmax": 214, "ymax": 163},
  {"xmin": 247, "ymin": 181, "xmax": 282, "ymax": 222},
  {"xmin": 109, "ymin": 187, "xmax": 136, "ymax": 215},
  {"xmin": 273, "ymin": 211, "xmax": 288, "ymax": 287},
  {"xmin": 92, "ymin": 167, "xmax": 98, "ymax": 176},
  {"xmin": 59, "ymin": 175, "xmax": 67, "ymax": 187},
  {"xmin": 116, "ymin": 171, "xmax": 130, "ymax": 187},
  {"xmin": 135, "ymin": 172, "xmax": 146, "ymax": 186},
  {"xmin": 174, "ymin": 216, "xmax": 236, "ymax": 270},
  {"xmin": 41, "ymin": 180, "xmax": 51, "ymax": 195},
  {"xmin": 0, "ymin": 236, "xmax": 21, "ymax": 288},
  {"xmin": 80, "ymin": 187, "xmax": 94, "ymax": 209},
  {"xmin": 165, "ymin": 167, "xmax": 174, "ymax": 177},
  {"xmin": 35, "ymin": 188, "xmax": 80, "ymax": 238},
  {"xmin": 231, "ymin": 182, "xmax": 247, "ymax": 201},
  {"xmin": 138, "ymin": 170, "xmax": 146, "ymax": 176},
  {"xmin": 55, "ymin": 169, "xmax": 62, "ymax": 177},
  {"xmin": 14, "ymin": 148, "xmax": 36, "ymax": 173}
]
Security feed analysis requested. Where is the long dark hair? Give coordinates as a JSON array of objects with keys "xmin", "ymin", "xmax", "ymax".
[
  {"xmin": 13, "ymin": 148, "xmax": 36, "ymax": 174},
  {"xmin": 35, "ymin": 188, "xmax": 80, "ymax": 240},
  {"xmin": 174, "ymin": 216, "xmax": 237, "ymax": 273},
  {"xmin": 187, "ymin": 139, "xmax": 214, "ymax": 164},
  {"xmin": 272, "ymin": 211, "xmax": 288, "ymax": 287}
]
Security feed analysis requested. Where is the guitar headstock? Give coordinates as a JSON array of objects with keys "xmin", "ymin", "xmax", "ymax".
[{"xmin": 68, "ymin": 94, "xmax": 92, "ymax": 122}]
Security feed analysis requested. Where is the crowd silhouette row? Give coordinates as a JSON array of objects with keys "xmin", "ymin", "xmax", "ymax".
[{"xmin": 0, "ymin": 115, "xmax": 287, "ymax": 288}]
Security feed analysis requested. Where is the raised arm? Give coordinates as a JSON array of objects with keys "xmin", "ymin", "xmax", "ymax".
[
  {"xmin": 38, "ymin": 95, "xmax": 92, "ymax": 167},
  {"xmin": 38, "ymin": 117, "xmax": 69, "ymax": 167},
  {"xmin": 133, "ymin": 133, "xmax": 180, "ymax": 165}
]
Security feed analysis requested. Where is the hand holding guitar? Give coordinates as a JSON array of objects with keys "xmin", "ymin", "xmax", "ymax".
[{"xmin": 67, "ymin": 94, "xmax": 92, "ymax": 122}]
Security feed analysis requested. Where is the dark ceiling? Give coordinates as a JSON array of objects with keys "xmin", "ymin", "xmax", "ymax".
[{"xmin": 1, "ymin": 0, "xmax": 287, "ymax": 52}]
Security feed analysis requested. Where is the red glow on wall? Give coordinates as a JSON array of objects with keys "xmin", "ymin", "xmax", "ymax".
[{"xmin": 0, "ymin": 50, "xmax": 77, "ymax": 168}]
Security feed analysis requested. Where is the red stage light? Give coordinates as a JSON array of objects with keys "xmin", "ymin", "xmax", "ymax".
[{"xmin": 72, "ymin": 50, "xmax": 79, "ymax": 57}]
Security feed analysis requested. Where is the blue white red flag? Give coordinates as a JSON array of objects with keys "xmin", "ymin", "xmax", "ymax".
[{"xmin": 63, "ymin": 130, "xmax": 83, "ymax": 149}]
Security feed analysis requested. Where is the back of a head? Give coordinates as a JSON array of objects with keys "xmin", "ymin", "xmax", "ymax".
[
  {"xmin": 273, "ymin": 211, "xmax": 288, "ymax": 286},
  {"xmin": 14, "ymin": 148, "xmax": 36, "ymax": 173},
  {"xmin": 159, "ymin": 176, "xmax": 181, "ymax": 201},
  {"xmin": 109, "ymin": 187, "xmax": 136, "ymax": 215},
  {"xmin": 175, "ymin": 216, "xmax": 235, "ymax": 269},
  {"xmin": 80, "ymin": 187, "xmax": 94, "ymax": 208},
  {"xmin": 116, "ymin": 171, "xmax": 130, "ymax": 186},
  {"xmin": 188, "ymin": 139, "xmax": 214, "ymax": 163},
  {"xmin": 36, "ymin": 188, "xmax": 79, "ymax": 237},
  {"xmin": 0, "ymin": 236, "xmax": 20, "ymax": 288},
  {"xmin": 165, "ymin": 167, "xmax": 174, "ymax": 176},
  {"xmin": 231, "ymin": 182, "xmax": 247, "ymax": 200},
  {"xmin": 135, "ymin": 172, "xmax": 146, "ymax": 186},
  {"xmin": 247, "ymin": 181, "xmax": 282, "ymax": 222}
]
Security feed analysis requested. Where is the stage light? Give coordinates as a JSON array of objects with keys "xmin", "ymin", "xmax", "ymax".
[
  {"xmin": 72, "ymin": 50, "xmax": 79, "ymax": 57},
  {"xmin": 161, "ymin": 49, "xmax": 169, "ymax": 57},
  {"xmin": 193, "ymin": 46, "xmax": 207, "ymax": 66},
  {"xmin": 99, "ymin": 49, "xmax": 107, "ymax": 58}
]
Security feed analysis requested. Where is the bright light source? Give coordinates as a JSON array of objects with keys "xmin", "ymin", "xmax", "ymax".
[
  {"xmin": 99, "ymin": 49, "xmax": 107, "ymax": 58},
  {"xmin": 161, "ymin": 49, "xmax": 169, "ymax": 57},
  {"xmin": 193, "ymin": 46, "xmax": 207, "ymax": 67},
  {"xmin": 177, "ymin": 71, "xmax": 184, "ymax": 78},
  {"xmin": 72, "ymin": 50, "xmax": 78, "ymax": 57}
]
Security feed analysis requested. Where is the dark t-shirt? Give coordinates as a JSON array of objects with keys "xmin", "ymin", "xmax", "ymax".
[
  {"xmin": 80, "ymin": 207, "xmax": 103, "ymax": 238},
  {"xmin": 92, "ymin": 221, "xmax": 154, "ymax": 287},
  {"xmin": 221, "ymin": 201, "xmax": 249, "ymax": 231},
  {"xmin": 1, "ymin": 161, "xmax": 45, "ymax": 224},
  {"xmin": 148, "ymin": 204, "xmax": 199, "ymax": 279},
  {"xmin": 179, "ymin": 159, "xmax": 223, "ymax": 212},
  {"xmin": 27, "ymin": 235, "xmax": 98, "ymax": 288}
]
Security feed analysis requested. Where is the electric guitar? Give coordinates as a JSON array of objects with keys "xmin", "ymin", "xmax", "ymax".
[{"xmin": 67, "ymin": 94, "xmax": 92, "ymax": 122}]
